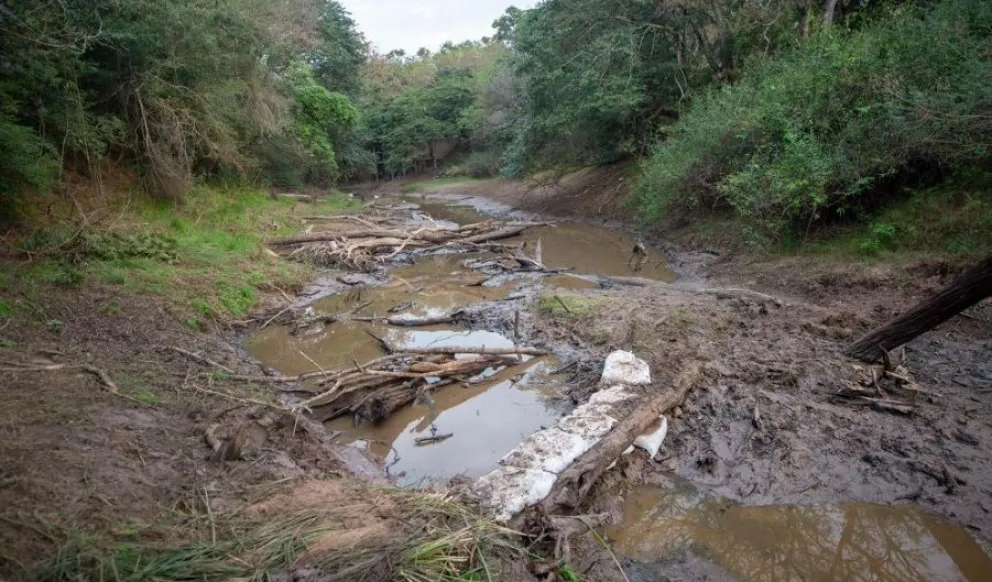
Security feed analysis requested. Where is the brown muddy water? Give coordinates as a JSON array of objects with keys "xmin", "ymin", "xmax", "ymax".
[
  {"xmin": 248, "ymin": 194, "xmax": 678, "ymax": 487},
  {"xmin": 413, "ymin": 195, "xmax": 678, "ymax": 282},
  {"xmin": 611, "ymin": 485, "xmax": 992, "ymax": 582},
  {"xmin": 328, "ymin": 359, "xmax": 564, "ymax": 486}
]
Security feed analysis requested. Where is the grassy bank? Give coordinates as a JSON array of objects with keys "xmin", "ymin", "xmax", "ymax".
[
  {"xmin": 659, "ymin": 182, "xmax": 992, "ymax": 265},
  {"xmin": 1, "ymin": 185, "xmax": 357, "ymax": 333},
  {"xmin": 37, "ymin": 480, "xmax": 527, "ymax": 582},
  {"xmin": 401, "ymin": 176, "xmax": 493, "ymax": 194}
]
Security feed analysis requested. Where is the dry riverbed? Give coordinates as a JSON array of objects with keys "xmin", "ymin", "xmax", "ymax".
[{"xmin": 1, "ymin": 188, "xmax": 990, "ymax": 581}]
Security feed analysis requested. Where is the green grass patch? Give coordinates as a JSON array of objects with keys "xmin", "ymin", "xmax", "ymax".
[
  {"xmin": 538, "ymin": 293, "xmax": 603, "ymax": 318},
  {"xmin": 0, "ymin": 339, "xmax": 16, "ymax": 348},
  {"xmin": 788, "ymin": 186, "xmax": 992, "ymax": 260},
  {"xmin": 401, "ymin": 176, "xmax": 489, "ymax": 194},
  {"xmin": 101, "ymin": 302, "xmax": 124, "ymax": 316},
  {"xmin": 4, "ymin": 184, "xmax": 359, "ymax": 323}
]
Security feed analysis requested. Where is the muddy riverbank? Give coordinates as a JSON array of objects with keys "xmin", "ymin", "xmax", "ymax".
[
  {"xmin": 252, "ymin": 191, "xmax": 992, "ymax": 580},
  {"xmin": 2, "ymin": 183, "xmax": 989, "ymax": 581}
]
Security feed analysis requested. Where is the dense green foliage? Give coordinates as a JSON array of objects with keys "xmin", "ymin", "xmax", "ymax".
[
  {"xmin": 0, "ymin": 0, "xmax": 367, "ymax": 209},
  {"xmin": 633, "ymin": 0, "xmax": 992, "ymax": 244},
  {"xmin": 359, "ymin": 42, "xmax": 506, "ymax": 177},
  {"xmin": 493, "ymin": 0, "xmax": 811, "ymax": 176},
  {"xmin": 3, "ymin": 0, "xmax": 989, "ymax": 254}
]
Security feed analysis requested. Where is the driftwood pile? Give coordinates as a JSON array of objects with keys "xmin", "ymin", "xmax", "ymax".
[
  {"xmin": 286, "ymin": 350, "xmax": 545, "ymax": 424},
  {"xmin": 267, "ymin": 215, "xmax": 548, "ymax": 270},
  {"xmin": 171, "ymin": 344, "xmax": 547, "ymax": 425}
]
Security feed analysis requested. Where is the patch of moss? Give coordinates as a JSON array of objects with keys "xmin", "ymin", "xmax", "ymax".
[{"xmin": 538, "ymin": 293, "xmax": 602, "ymax": 318}]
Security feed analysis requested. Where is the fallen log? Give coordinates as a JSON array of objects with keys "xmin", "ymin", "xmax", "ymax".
[
  {"xmin": 349, "ymin": 313, "xmax": 458, "ymax": 327},
  {"xmin": 302, "ymin": 355, "xmax": 503, "ymax": 422},
  {"xmin": 845, "ymin": 253, "xmax": 992, "ymax": 362},
  {"xmin": 380, "ymin": 344, "xmax": 549, "ymax": 356},
  {"xmin": 269, "ymin": 221, "xmax": 545, "ymax": 247},
  {"xmin": 539, "ymin": 362, "xmax": 701, "ymax": 514},
  {"xmin": 454, "ymin": 224, "xmax": 543, "ymax": 246}
]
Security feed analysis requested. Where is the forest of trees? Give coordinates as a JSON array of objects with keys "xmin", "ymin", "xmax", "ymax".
[
  {"xmin": 0, "ymin": 0, "xmax": 369, "ymax": 211},
  {"xmin": 2, "ymin": 0, "xmax": 990, "ymax": 244}
]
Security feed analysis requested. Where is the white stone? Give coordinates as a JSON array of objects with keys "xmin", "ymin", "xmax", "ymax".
[
  {"xmin": 633, "ymin": 416, "xmax": 668, "ymax": 458},
  {"xmin": 587, "ymin": 385, "xmax": 634, "ymax": 406},
  {"xmin": 472, "ymin": 467, "xmax": 557, "ymax": 523},
  {"xmin": 601, "ymin": 351, "xmax": 651, "ymax": 385}
]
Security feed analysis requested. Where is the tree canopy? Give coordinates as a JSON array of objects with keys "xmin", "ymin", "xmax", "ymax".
[{"xmin": 0, "ymin": 0, "xmax": 368, "ymax": 208}]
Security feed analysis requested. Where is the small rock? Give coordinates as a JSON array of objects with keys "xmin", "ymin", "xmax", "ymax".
[{"xmin": 674, "ymin": 406, "xmax": 684, "ymax": 419}]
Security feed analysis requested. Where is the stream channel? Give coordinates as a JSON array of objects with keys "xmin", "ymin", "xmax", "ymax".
[{"xmin": 248, "ymin": 193, "xmax": 991, "ymax": 582}]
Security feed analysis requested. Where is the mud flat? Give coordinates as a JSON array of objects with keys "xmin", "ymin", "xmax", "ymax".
[{"xmin": 248, "ymin": 192, "xmax": 992, "ymax": 581}]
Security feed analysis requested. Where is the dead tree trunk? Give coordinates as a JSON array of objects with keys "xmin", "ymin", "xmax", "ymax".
[{"xmin": 845, "ymin": 254, "xmax": 992, "ymax": 362}]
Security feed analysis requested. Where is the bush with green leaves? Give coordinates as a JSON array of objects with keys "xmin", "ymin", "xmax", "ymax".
[
  {"xmin": 287, "ymin": 62, "xmax": 360, "ymax": 184},
  {"xmin": 633, "ymin": 0, "xmax": 992, "ymax": 243},
  {"xmin": 0, "ymin": 114, "xmax": 59, "ymax": 218}
]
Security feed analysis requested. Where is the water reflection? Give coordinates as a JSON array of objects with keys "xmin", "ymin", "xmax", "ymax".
[
  {"xmin": 329, "ymin": 359, "xmax": 562, "ymax": 487},
  {"xmin": 412, "ymin": 197, "xmax": 678, "ymax": 281},
  {"xmin": 610, "ymin": 486, "xmax": 992, "ymax": 582}
]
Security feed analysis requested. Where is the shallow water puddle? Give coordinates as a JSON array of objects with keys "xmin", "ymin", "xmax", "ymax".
[
  {"xmin": 413, "ymin": 195, "xmax": 677, "ymax": 281},
  {"xmin": 248, "ymin": 195, "xmax": 675, "ymax": 487},
  {"xmin": 610, "ymin": 485, "xmax": 992, "ymax": 582},
  {"xmin": 329, "ymin": 359, "xmax": 563, "ymax": 486},
  {"xmin": 247, "ymin": 254, "xmax": 511, "ymax": 375}
]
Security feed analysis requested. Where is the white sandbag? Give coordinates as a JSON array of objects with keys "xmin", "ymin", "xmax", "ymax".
[
  {"xmin": 472, "ymin": 467, "xmax": 557, "ymax": 523},
  {"xmin": 633, "ymin": 416, "xmax": 668, "ymax": 458},
  {"xmin": 556, "ymin": 413, "xmax": 618, "ymax": 440},
  {"xmin": 500, "ymin": 428, "xmax": 595, "ymax": 474},
  {"xmin": 587, "ymin": 385, "xmax": 634, "ymax": 406},
  {"xmin": 601, "ymin": 351, "xmax": 651, "ymax": 385}
]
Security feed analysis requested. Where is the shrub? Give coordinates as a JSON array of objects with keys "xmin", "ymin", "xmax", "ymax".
[
  {"xmin": 633, "ymin": 0, "xmax": 992, "ymax": 243},
  {"xmin": 464, "ymin": 150, "xmax": 502, "ymax": 178},
  {"xmin": 0, "ymin": 115, "xmax": 59, "ymax": 217}
]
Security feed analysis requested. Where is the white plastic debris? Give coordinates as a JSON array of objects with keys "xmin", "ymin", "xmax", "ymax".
[
  {"xmin": 601, "ymin": 351, "xmax": 651, "ymax": 385},
  {"xmin": 633, "ymin": 416, "xmax": 668, "ymax": 458},
  {"xmin": 501, "ymin": 428, "xmax": 594, "ymax": 474}
]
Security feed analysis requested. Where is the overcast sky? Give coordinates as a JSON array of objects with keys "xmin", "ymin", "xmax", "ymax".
[{"xmin": 340, "ymin": 0, "xmax": 536, "ymax": 55}]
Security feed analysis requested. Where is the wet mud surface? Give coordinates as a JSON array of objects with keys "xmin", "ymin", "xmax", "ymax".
[{"xmin": 248, "ymin": 191, "xmax": 992, "ymax": 581}]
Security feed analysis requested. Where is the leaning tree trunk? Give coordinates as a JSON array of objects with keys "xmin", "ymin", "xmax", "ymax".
[
  {"xmin": 845, "ymin": 254, "xmax": 992, "ymax": 362},
  {"xmin": 822, "ymin": 0, "xmax": 839, "ymax": 27}
]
